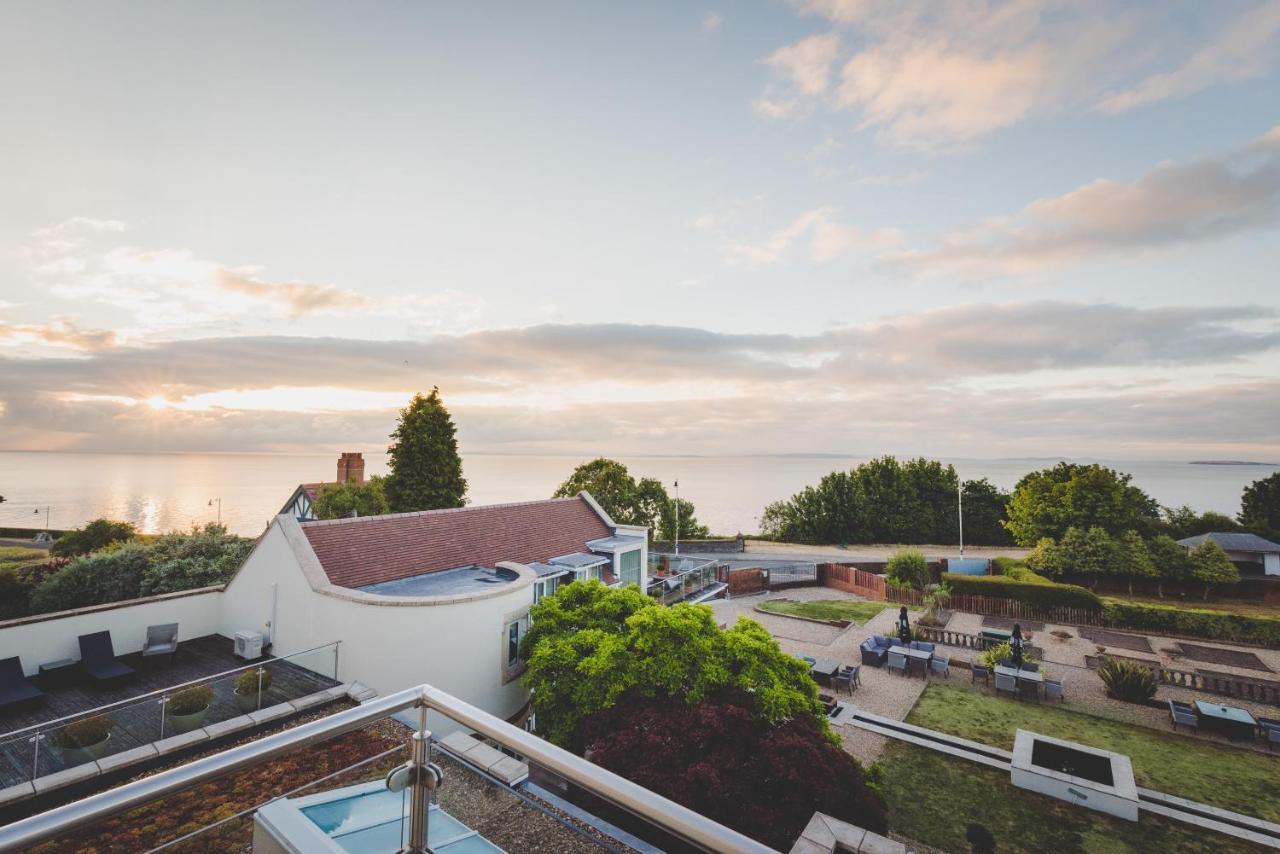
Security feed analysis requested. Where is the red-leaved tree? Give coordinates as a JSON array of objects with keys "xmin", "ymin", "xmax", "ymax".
[{"xmin": 575, "ymin": 691, "xmax": 886, "ymax": 851}]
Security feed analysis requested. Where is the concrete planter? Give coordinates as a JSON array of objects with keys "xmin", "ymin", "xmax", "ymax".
[
  {"xmin": 235, "ymin": 689, "xmax": 264, "ymax": 713},
  {"xmin": 165, "ymin": 704, "xmax": 211, "ymax": 734},
  {"xmin": 57, "ymin": 732, "xmax": 112, "ymax": 767},
  {"xmin": 1010, "ymin": 729, "xmax": 1138, "ymax": 821}
]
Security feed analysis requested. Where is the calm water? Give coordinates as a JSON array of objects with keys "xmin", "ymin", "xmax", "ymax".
[{"xmin": 0, "ymin": 451, "xmax": 1273, "ymax": 537}]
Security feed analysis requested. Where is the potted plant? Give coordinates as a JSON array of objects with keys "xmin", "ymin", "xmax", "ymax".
[
  {"xmin": 53, "ymin": 715, "xmax": 114, "ymax": 765},
  {"xmin": 234, "ymin": 668, "xmax": 272, "ymax": 713},
  {"xmin": 165, "ymin": 684, "xmax": 213, "ymax": 734}
]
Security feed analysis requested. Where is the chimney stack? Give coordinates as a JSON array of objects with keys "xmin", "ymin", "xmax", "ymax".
[{"xmin": 336, "ymin": 452, "xmax": 365, "ymax": 485}]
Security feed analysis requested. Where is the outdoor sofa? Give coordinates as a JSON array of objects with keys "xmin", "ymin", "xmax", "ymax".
[
  {"xmin": 860, "ymin": 635, "xmax": 896, "ymax": 667},
  {"xmin": 0, "ymin": 657, "xmax": 44, "ymax": 711},
  {"xmin": 79, "ymin": 631, "xmax": 136, "ymax": 685}
]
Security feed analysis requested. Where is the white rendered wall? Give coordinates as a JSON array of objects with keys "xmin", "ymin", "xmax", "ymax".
[
  {"xmin": 0, "ymin": 589, "xmax": 223, "ymax": 677},
  {"xmin": 221, "ymin": 520, "xmax": 535, "ymax": 730}
]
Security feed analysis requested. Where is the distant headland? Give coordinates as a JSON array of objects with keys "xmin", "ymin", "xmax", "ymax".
[{"xmin": 1189, "ymin": 460, "xmax": 1279, "ymax": 466}]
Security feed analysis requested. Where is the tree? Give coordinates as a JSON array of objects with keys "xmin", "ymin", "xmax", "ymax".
[
  {"xmin": 313, "ymin": 476, "xmax": 390, "ymax": 519},
  {"xmin": 1161, "ymin": 505, "xmax": 1241, "ymax": 539},
  {"xmin": 1146, "ymin": 533, "xmax": 1193, "ymax": 598},
  {"xmin": 50, "ymin": 518, "xmax": 136, "ymax": 557},
  {"xmin": 384, "ymin": 388, "xmax": 467, "ymax": 513},
  {"xmin": 1190, "ymin": 539, "xmax": 1239, "ymax": 600},
  {"xmin": 1003, "ymin": 463, "xmax": 1160, "ymax": 546},
  {"xmin": 1240, "ymin": 472, "xmax": 1280, "ymax": 541},
  {"xmin": 885, "ymin": 547, "xmax": 930, "ymax": 590},
  {"xmin": 553, "ymin": 460, "xmax": 709, "ymax": 541},
  {"xmin": 960, "ymin": 478, "xmax": 1014, "ymax": 546},
  {"xmin": 520, "ymin": 581, "xmax": 822, "ymax": 747},
  {"xmin": 1025, "ymin": 537, "xmax": 1065, "ymax": 578},
  {"xmin": 1057, "ymin": 526, "xmax": 1120, "ymax": 589},
  {"xmin": 576, "ymin": 692, "xmax": 886, "ymax": 851},
  {"xmin": 1115, "ymin": 530, "xmax": 1156, "ymax": 595}
]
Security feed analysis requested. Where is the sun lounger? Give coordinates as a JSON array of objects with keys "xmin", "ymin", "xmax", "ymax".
[
  {"xmin": 79, "ymin": 631, "xmax": 136, "ymax": 685},
  {"xmin": 0, "ymin": 657, "xmax": 43, "ymax": 711}
]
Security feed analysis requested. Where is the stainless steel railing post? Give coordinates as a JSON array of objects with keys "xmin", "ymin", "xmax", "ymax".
[{"xmin": 405, "ymin": 706, "xmax": 431, "ymax": 853}]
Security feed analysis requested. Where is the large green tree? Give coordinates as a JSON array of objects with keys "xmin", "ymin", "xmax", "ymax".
[
  {"xmin": 384, "ymin": 388, "xmax": 467, "ymax": 512},
  {"xmin": 1147, "ymin": 533, "xmax": 1193, "ymax": 598},
  {"xmin": 1239, "ymin": 472, "xmax": 1280, "ymax": 541},
  {"xmin": 313, "ymin": 476, "xmax": 390, "ymax": 520},
  {"xmin": 1056, "ymin": 525, "xmax": 1121, "ymax": 589},
  {"xmin": 1002, "ymin": 462, "xmax": 1160, "ymax": 546},
  {"xmin": 1114, "ymin": 529, "xmax": 1156, "ymax": 595},
  {"xmin": 1161, "ymin": 505, "xmax": 1241, "ymax": 539},
  {"xmin": 1190, "ymin": 539, "xmax": 1240, "ymax": 600},
  {"xmin": 760, "ymin": 456, "xmax": 1004, "ymax": 545},
  {"xmin": 553, "ymin": 458, "xmax": 708, "ymax": 541},
  {"xmin": 520, "ymin": 581, "xmax": 821, "ymax": 747}
]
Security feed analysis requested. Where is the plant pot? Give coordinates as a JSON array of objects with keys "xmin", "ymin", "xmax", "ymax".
[
  {"xmin": 235, "ymin": 689, "xmax": 263, "ymax": 713},
  {"xmin": 165, "ymin": 703, "xmax": 211, "ymax": 734},
  {"xmin": 57, "ymin": 733, "xmax": 111, "ymax": 767}
]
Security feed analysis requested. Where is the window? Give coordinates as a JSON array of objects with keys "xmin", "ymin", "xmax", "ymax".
[
  {"xmin": 619, "ymin": 549, "xmax": 642, "ymax": 587},
  {"xmin": 506, "ymin": 615, "xmax": 529, "ymax": 669},
  {"xmin": 533, "ymin": 580, "xmax": 546, "ymax": 603}
]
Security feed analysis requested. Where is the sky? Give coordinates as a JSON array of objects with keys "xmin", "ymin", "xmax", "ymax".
[{"xmin": 1, "ymin": 0, "xmax": 1279, "ymax": 460}]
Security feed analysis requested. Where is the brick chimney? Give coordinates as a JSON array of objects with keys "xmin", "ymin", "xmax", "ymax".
[{"xmin": 336, "ymin": 452, "xmax": 365, "ymax": 484}]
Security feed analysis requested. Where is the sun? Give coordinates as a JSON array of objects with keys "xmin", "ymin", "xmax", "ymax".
[{"xmin": 143, "ymin": 395, "xmax": 169, "ymax": 410}]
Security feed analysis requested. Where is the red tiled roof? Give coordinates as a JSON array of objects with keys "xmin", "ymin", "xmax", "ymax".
[{"xmin": 300, "ymin": 496, "xmax": 614, "ymax": 590}]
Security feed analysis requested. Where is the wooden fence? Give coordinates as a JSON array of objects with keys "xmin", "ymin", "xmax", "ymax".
[
  {"xmin": 818, "ymin": 564, "xmax": 887, "ymax": 599},
  {"xmin": 883, "ymin": 584, "xmax": 1103, "ymax": 627}
]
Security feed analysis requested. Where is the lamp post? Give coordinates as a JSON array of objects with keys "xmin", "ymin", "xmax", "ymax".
[
  {"xmin": 208, "ymin": 498, "xmax": 221, "ymax": 525},
  {"xmin": 957, "ymin": 482, "xmax": 965, "ymax": 558},
  {"xmin": 673, "ymin": 480, "xmax": 680, "ymax": 555},
  {"xmin": 33, "ymin": 506, "xmax": 49, "ymax": 532}
]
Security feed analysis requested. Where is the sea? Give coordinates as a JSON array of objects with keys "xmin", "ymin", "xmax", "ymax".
[{"xmin": 0, "ymin": 451, "xmax": 1274, "ymax": 538}]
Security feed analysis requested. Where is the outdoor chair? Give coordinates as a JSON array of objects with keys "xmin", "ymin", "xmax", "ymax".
[
  {"xmin": 995, "ymin": 672, "xmax": 1017, "ymax": 698},
  {"xmin": 79, "ymin": 631, "xmax": 136, "ymax": 685},
  {"xmin": 0, "ymin": 657, "xmax": 43, "ymax": 712},
  {"xmin": 834, "ymin": 671, "xmax": 855, "ymax": 695},
  {"xmin": 887, "ymin": 651, "xmax": 907, "ymax": 677},
  {"xmin": 930, "ymin": 657, "xmax": 950, "ymax": 678},
  {"xmin": 1020, "ymin": 662, "xmax": 1039, "ymax": 673},
  {"xmin": 1018, "ymin": 679, "xmax": 1040, "ymax": 702},
  {"xmin": 971, "ymin": 664, "xmax": 990, "ymax": 685},
  {"xmin": 909, "ymin": 640, "xmax": 935, "ymax": 654},
  {"xmin": 1258, "ymin": 717, "xmax": 1280, "ymax": 750},
  {"xmin": 1043, "ymin": 677, "xmax": 1064, "ymax": 702},
  {"xmin": 840, "ymin": 664, "xmax": 861, "ymax": 690},
  {"xmin": 1168, "ymin": 700, "xmax": 1197, "ymax": 733},
  {"xmin": 999, "ymin": 657, "xmax": 1016, "ymax": 669},
  {"xmin": 142, "ymin": 623, "xmax": 179, "ymax": 664}
]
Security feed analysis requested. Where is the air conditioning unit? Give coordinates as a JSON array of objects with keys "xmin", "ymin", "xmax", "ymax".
[{"xmin": 235, "ymin": 630, "xmax": 264, "ymax": 660}]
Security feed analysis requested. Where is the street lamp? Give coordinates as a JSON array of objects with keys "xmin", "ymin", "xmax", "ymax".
[
  {"xmin": 957, "ymin": 483, "xmax": 965, "ymax": 558},
  {"xmin": 33, "ymin": 506, "xmax": 50, "ymax": 532},
  {"xmin": 208, "ymin": 498, "xmax": 222, "ymax": 525},
  {"xmin": 673, "ymin": 480, "xmax": 680, "ymax": 555}
]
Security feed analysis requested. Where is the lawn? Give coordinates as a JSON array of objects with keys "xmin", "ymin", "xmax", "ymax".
[
  {"xmin": 758, "ymin": 598, "xmax": 888, "ymax": 624},
  {"xmin": 906, "ymin": 683, "xmax": 1280, "ymax": 822},
  {"xmin": 878, "ymin": 742, "xmax": 1272, "ymax": 854}
]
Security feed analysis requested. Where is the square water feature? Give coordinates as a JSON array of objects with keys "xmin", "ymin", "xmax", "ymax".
[{"xmin": 1010, "ymin": 730, "xmax": 1138, "ymax": 821}]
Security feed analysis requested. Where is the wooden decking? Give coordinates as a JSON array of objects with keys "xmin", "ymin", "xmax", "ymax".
[{"xmin": 0, "ymin": 635, "xmax": 338, "ymax": 788}]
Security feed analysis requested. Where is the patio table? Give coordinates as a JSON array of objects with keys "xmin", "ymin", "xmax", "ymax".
[
  {"xmin": 996, "ymin": 665, "xmax": 1043, "ymax": 698},
  {"xmin": 1194, "ymin": 700, "xmax": 1257, "ymax": 742},
  {"xmin": 891, "ymin": 645, "xmax": 932, "ymax": 678},
  {"xmin": 810, "ymin": 658, "xmax": 840, "ymax": 685}
]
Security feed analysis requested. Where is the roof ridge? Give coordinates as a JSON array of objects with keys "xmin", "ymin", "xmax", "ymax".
[{"xmin": 299, "ymin": 495, "xmax": 587, "ymax": 527}]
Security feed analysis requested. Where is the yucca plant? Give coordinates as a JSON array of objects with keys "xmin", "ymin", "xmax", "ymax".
[
  {"xmin": 979, "ymin": 641, "xmax": 1037, "ymax": 671},
  {"xmin": 1098, "ymin": 657, "xmax": 1157, "ymax": 704}
]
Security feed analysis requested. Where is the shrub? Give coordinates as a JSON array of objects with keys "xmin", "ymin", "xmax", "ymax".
[
  {"xmin": 1102, "ymin": 600, "xmax": 1280, "ymax": 647},
  {"xmin": 1003, "ymin": 564, "xmax": 1052, "ymax": 584},
  {"xmin": 51, "ymin": 519, "xmax": 136, "ymax": 557},
  {"xmin": 990, "ymin": 556, "xmax": 1024, "ymax": 575},
  {"xmin": 941, "ymin": 573, "xmax": 1102, "ymax": 612},
  {"xmin": 1098, "ymin": 657, "xmax": 1157, "ymax": 704},
  {"xmin": 886, "ymin": 548, "xmax": 930, "ymax": 590},
  {"xmin": 576, "ymin": 691, "xmax": 886, "ymax": 851},
  {"xmin": 235, "ymin": 669, "xmax": 272, "ymax": 695},
  {"xmin": 54, "ymin": 715, "xmax": 114, "ymax": 749},
  {"xmin": 29, "ymin": 543, "xmax": 153, "ymax": 614},
  {"xmin": 168, "ymin": 685, "xmax": 213, "ymax": 716},
  {"xmin": 979, "ymin": 641, "xmax": 1037, "ymax": 671}
]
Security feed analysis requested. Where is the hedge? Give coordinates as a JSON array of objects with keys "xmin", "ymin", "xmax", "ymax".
[
  {"xmin": 1102, "ymin": 600, "xmax": 1280, "ymax": 648},
  {"xmin": 941, "ymin": 573, "xmax": 1103, "ymax": 612}
]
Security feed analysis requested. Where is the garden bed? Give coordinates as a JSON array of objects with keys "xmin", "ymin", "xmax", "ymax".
[
  {"xmin": 1080, "ymin": 627, "xmax": 1154, "ymax": 653},
  {"xmin": 1177, "ymin": 643, "xmax": 1272, "ymax": 671},
  {"xmin": 982, "ymin": 615, "xmax": 1045, "ymax": 632}
]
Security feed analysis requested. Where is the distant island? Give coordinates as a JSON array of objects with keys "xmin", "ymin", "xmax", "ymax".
[{"xmin": 1189, "ymin": 460, "xmax": 1279, "ymax": 466}]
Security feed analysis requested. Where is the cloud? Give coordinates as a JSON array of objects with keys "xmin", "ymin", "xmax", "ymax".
[
  {"xmin": 1098, "ymin": 0, "xmax": 1280, "ymax": 113},
  {"xmin": 728, "ymin": 208, "xmax": 902, "ymax": 265},
  {"xmin": 701, "ymin": 12, "xmax": 723, "ymax": 32},
  {"xmin": 215, "ymin": 269, "xmax": 371, "ymax": 317},
  {"xmin": 761, "ymin": 2, "xmax": 1274, "ymax": 149},
  {"xmin": 887, "ymin": 128, "xmax": 1280, "ymax": 276},
  {"xmin": 0, "ymin": 318, "xmax": 117, "ymax": 352}
]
